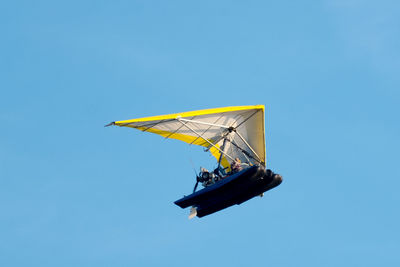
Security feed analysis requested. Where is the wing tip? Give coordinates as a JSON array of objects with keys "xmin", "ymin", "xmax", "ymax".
[{"xmin": 104, "ymin": 122, "xmax": 115, "ymax": 127}]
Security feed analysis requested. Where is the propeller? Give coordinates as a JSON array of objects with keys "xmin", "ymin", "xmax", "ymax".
[
  {"xmin": 193, "ymin": 180, "xmax": 199, "ymax": 193},
  {"xmin": 189, "ymin": 158, "xmax": 201, "ymax": 193}
]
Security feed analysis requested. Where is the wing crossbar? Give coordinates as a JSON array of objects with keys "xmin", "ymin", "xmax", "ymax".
[
  {"xmin": 176, "ymin": 118, "xmax": 235, "ymax": 162},
  {"xmin": 177, "ymin": 117, "xmax": 231, "ymax": 129}
]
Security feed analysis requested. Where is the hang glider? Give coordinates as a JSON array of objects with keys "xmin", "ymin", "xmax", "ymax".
[{"xmin": 106, "ymin": 105, "xmax": 282, "ymax": 218}]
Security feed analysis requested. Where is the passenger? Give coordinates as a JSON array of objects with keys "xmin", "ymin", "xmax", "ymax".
[{"xmin": 231, "ymin": 157, "xmax": 243, "ymax": 173}]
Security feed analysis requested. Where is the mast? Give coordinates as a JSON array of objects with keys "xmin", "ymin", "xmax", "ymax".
[{"xmin": 217, "ymin": 136, "xmax": 229, "ymax": 170}]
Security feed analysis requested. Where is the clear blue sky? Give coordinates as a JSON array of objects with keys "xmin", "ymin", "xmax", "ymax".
[{"xmin": 1, "ymin": 1, "xmax": 399, "ymax": 266}]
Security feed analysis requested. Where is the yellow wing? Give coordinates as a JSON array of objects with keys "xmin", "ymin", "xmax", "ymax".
[{"xmin": 107, "ymin": 105, "xmax": 266, "ymax": 170}]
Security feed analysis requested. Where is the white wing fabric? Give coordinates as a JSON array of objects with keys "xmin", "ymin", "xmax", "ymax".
[{"xmin": 108, "ymin": 105, "xmax": 266, "ymax": 171}]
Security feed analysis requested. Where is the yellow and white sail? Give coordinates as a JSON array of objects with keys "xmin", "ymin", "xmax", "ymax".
[{"xmin": 107, "ymin": 105, "xmax": 266, "ymax": 171}]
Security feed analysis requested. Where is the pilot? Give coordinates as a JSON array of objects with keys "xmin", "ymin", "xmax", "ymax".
[
  {"xmin": 231, "ymin": 157, "xmax": 243, "ymax": 173},
  {"xmin": 201, "ymin": 168, "xmax": 215, "ymax": 187}
]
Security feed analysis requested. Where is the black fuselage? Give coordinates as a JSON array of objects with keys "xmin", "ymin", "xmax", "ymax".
[{"xmin": 174, "ymin": 166, "xmax": 282, "ymax": 218}]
